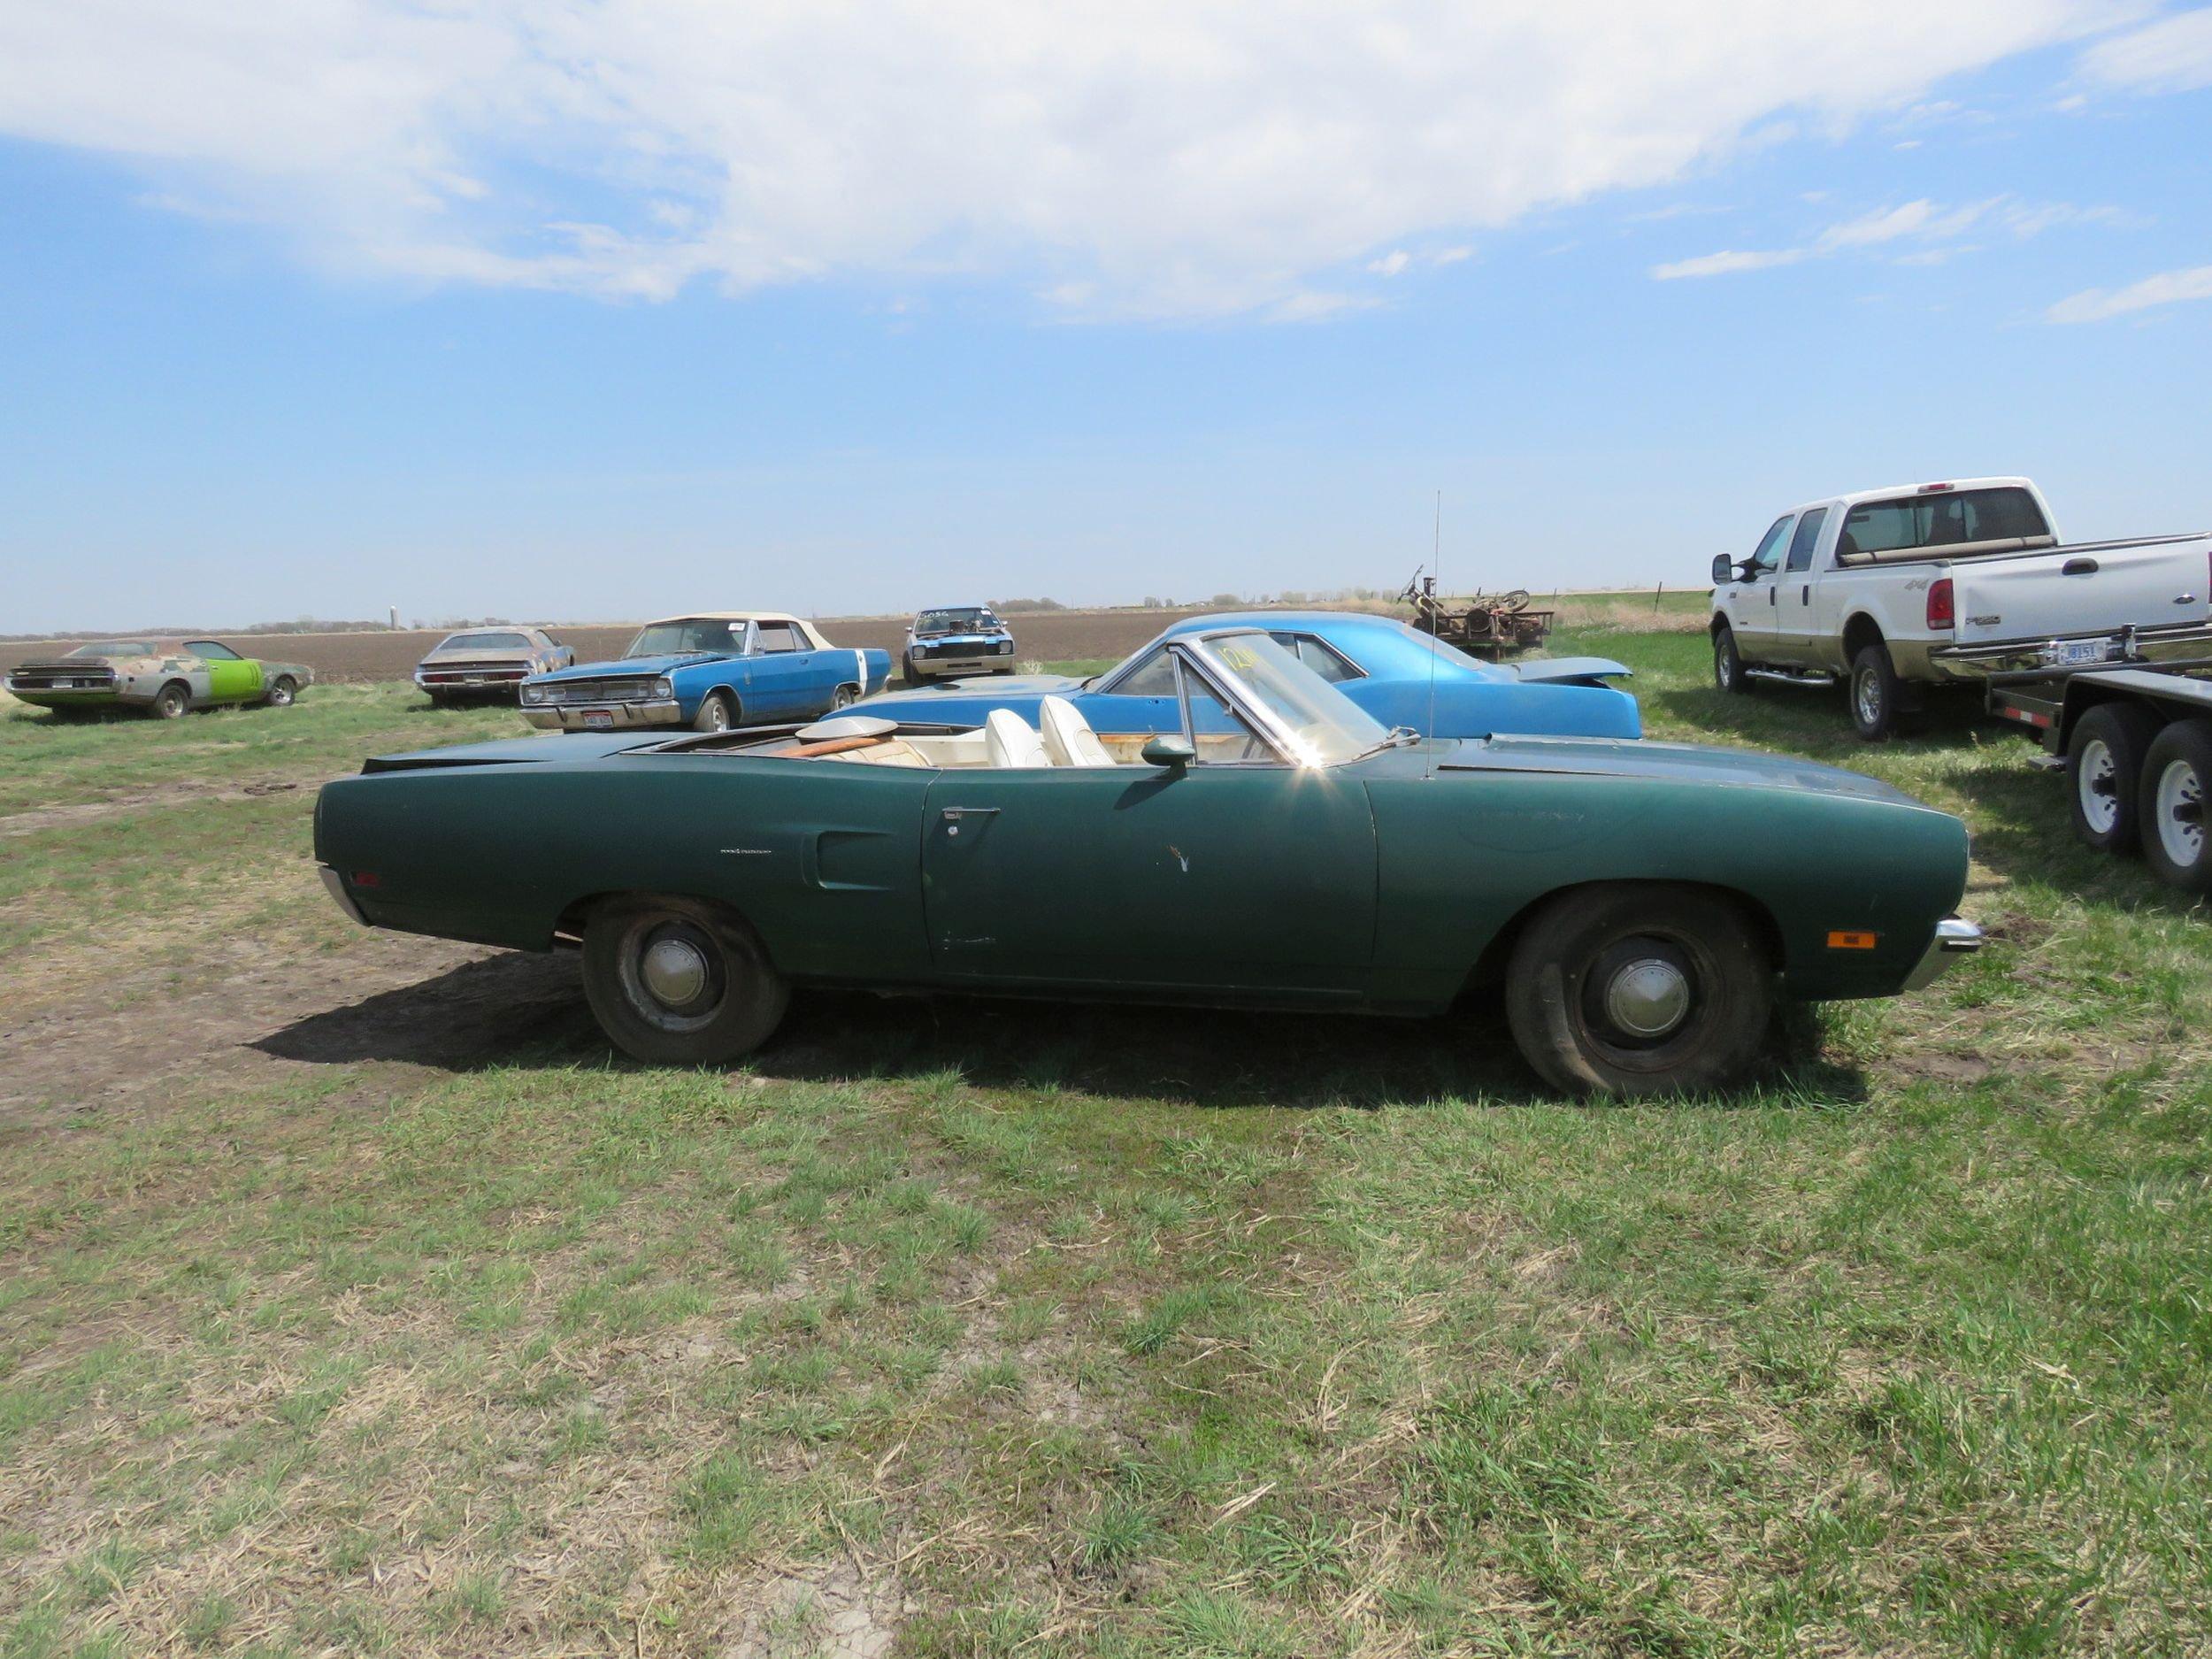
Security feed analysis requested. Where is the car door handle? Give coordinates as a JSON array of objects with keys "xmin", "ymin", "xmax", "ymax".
[
  {"xmin": 938, "ymin": 801, "xmax": 1000, "ymax": 832},
  {"xmin": 2062, "ymin": 557, "xmax": 2099, "ymax": 575},
  {"xmin": 1800, "ymin": 584, "xmax": 1809, "ymax": 603}
]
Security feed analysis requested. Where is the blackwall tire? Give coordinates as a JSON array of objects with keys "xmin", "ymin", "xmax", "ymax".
[
  {"xmin": 582, "ymin": 896, "xmax": 790, "ymax": 1065},
  {"xmin": 2139, "ymin": 718, "xmax": 2212, "ymax": 895},
  {"xmin": 1849, "ymin": 644, "xmax": 1901, "ymax": 741},
  {"xmin": 152, "ymin": 681, "xmax": 190, "ymax": 720},
  {"xmin": 1713, "ymin": 626, "xmax": 1747, "ymax": 695},
  {"xmin": 692, "ymin": 693, "xmax": 737, "ymax": 733},
  {"xmin": 267, "ymin": 677, "xmax": 298, "ymax": 708},
  {"xmin": 1504, "ymin": 886, "xmax": 1773, "ymax": 1098},
  {"xmin": 2066, "ymin": 702, "xmax": 2161, "ymax": 856}
]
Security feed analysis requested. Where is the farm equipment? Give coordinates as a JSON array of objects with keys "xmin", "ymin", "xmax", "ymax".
[{"xmin": 1398, "ymin": 567, "xmax": 1555, "ymax": 660}]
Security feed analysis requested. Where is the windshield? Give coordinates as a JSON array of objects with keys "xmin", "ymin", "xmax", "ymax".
[
  {"xmin": 67, "ymin": 641, "xmax": 154, "ymax": 657},
  {"xmin": 442, "ymin": 631, "xmax": 530, "ymax": 650},
  {"xmin": 1193, "ymin": 632, "xmax": 1390, "ymax": 766},
  {"xmin": 626, "ymin": 618, "xmax": 746, "ymax": 657},
  {"xmin": 915, "ymin": 608, "xmax": 998, "ymax": 635}
]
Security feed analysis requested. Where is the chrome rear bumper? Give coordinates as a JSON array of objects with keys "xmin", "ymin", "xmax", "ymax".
[
  {"xmin": 319, "ymin": 866, "xmax": 367, "ymax": 927},
  {"xmin": 1905, "ymin": 916, "xmax": 1983, "ymax": 990}
]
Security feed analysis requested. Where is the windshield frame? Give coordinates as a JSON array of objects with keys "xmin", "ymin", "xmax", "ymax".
[
  {"xmin": 913, "ymin": 607, "xmax": 1000, "ymax": 636},
  {"xmin": 1170, "ymin": 628, "xmax": 1392, "ymax": 768},
  {"xmin": 624, "ymin": 618, "xmax": 749, "ymax": 659},
  {"xmin": 67, "ymin": 641, "xmax": 157, "ymax": 658}
]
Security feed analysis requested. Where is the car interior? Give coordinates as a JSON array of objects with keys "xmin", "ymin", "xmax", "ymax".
[{"xmin": 756, "ymin": 695, "xmax": 1269, "ymax": 769}]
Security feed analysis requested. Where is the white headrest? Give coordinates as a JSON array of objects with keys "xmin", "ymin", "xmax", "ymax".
[
  {"xmin": 984, "ymin": 709, "xmax": 1049, "ymax": 769},
  {"xmin": 1039, "ymin": 696, "xmax": 1112, "ymax": 767},
  {"xmin": 795, "ymin": 714, "xmax": 899, "ymax": 741}
]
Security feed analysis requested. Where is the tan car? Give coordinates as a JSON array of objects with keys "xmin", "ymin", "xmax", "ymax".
[{"xmin": 414, "ymin": 626, "xmax": 574, "ymax": 703}]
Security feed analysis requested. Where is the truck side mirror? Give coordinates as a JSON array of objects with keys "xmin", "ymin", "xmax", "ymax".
[{"xmin": 1711, "ymin": 554, "xmax": 1736, "ymax": 586}]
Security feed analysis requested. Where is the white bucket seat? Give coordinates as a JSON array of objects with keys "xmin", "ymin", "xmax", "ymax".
[
  {"xmin": 984, "ymin": 709, "xmax": 1050, "ymax": 769},
  {"xmin": 1038, "ymin": 696, "xmax": 1113, "ymax": 767}
]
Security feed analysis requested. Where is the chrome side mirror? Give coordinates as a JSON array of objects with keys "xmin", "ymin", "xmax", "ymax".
[{"xmin": 1141, "ymin": 734, "xmax": 1195, "ymax": 769}]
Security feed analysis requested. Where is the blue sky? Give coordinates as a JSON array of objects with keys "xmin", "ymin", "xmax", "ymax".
[{"xmin": 2, "ymin": 2, "xmax": 2209, "ymax": 633}]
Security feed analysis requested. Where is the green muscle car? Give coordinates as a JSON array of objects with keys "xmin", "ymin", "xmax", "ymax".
[
  {"xmin": 6, "ymin": 639, "xmax": 312, "ymax": 719},
  {"xmin": 314, "ymin": 628, "xmax": 1982, "ymax": 1096}
]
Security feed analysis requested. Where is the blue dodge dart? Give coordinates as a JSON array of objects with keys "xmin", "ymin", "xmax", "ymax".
[
  {"xmin": 521, "ymin": 612, "xmax": 892, "ymax": 733},
  {"xmin": 850, "ymin": 610, "xmax": 1639, "ymax": 740}
]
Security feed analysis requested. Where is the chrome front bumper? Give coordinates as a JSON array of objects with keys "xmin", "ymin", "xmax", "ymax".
[
  {"xmin": 521, "ymin": 699, "xmax": 681, "ymax": 731},
  {"xmin": 1929, "ymin": 622, "xmax": 2212, "ymax": 681},
  {"xmin": 1904, "ymin": 916, "xmax": 1984, "ymax": 990}
]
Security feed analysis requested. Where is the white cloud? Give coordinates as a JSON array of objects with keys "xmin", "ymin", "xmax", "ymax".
[
  {"xmin": 1651, "ymin": 247, "xmax": 1807, "ymax": 280},
  {"xmin": 2080, "ymin": 7, "xmax": 2212, "ymax": 92},
  {"xmin": 1367, "ymin": 250, "xmax": 1410, "ymax": 277},
  {"xmin": 1658, "ymin": 193, "xmax": 2128, "ymax": 280},
  {"xmin": 2047, "ymin": 264, "xmax": 2212, "ymax": 322},
  {"xmin": 0, "ymin": 0, "xmax": 2142, "ymax": 319}
]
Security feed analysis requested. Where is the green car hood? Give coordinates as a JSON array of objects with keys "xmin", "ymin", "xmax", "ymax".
[{"xmin": 1431, "ymin": 735, "xmax": 1931, "ymax": 809}]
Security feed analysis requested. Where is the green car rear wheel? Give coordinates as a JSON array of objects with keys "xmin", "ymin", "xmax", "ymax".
[{"xmin": 582, "ymin": 895, "xmax": 789, "ymax": 1066}]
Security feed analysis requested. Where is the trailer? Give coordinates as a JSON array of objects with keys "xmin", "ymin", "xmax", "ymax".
[{"xmin": 1986, "ymin": 658, "xmax": 2212, "ymax": 894}]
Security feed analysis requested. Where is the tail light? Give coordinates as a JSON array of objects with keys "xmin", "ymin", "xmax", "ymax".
[{"xmin": 1926, "ymin": 577, "xmax": 1955, "ymax": 631}]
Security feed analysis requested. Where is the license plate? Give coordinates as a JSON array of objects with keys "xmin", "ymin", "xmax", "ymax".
[
  {"xmin": 2049, "ymin": 638, "xmax": 2113, "ymax": 667},
  {"xmin": 582, "ymin": 710, "xmax": 613, "ymax": 730},
  {"xmin": 465, "ymin": 675, "xmax": 485, "ymax": 684}
]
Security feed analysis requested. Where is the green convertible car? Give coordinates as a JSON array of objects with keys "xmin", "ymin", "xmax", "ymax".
[{"xmin": 314, "ymin": 628, "xmax": 1982, "ymax": 1096}]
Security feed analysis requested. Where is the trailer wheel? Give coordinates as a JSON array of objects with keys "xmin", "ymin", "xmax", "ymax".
[
  {"xmin": 2066, "ymin": 702, "xmax": 2162, "ymax": 856},
  {"xmin": 1848, "ymin": 644, "xmax": 1901, "ymax": 741},
  {"xmin": 2139, "ymin": 718, "xmax": 2212, "ymax": 895}
]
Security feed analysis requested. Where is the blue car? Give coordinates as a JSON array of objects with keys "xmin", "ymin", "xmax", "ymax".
[
  {"xmin": 521, "ymin": 612, "xmax": 892, "ymax": 734},
  {"xmin": 904, "ymin": 604, "xmax": 1016, "ymax": 681},
  {"xmin": 850, "ymin": 610, "xmax": 1640, "ymax": 740}
]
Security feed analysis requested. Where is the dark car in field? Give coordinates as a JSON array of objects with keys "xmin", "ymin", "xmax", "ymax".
[{"xmin": 317, "ymin": 626, "xmax": 1980, "ymax": 1097}]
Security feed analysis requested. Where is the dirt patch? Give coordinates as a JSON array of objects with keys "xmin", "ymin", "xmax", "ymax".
[
  {"xmin": 720, "ymin": 1559, "xmax": 911, "ymax": 1658},
  {"xmin": 0, "ymin": 779, "xmax": 300, "ymax": 838}
]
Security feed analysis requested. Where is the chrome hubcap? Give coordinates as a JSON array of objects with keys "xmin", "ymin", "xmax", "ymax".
[
  {"xmin": 2078, "ymin": 739, "xmax": 2119, "ymax": 834},
  {"xmin": 2157, "ymin": 759, "xmax": 2204, "ymax": 865},
  {"xmin": 1855, "ymin": 670, "xmax": 1880, "ymax": 726},
  {"xmin": 1603, "ymin": 956, "xmax": 1693, "ymax": 1039},
  {"xmin": 641, "ymin": 936, "xmax": 710, "ymax": 1008}
]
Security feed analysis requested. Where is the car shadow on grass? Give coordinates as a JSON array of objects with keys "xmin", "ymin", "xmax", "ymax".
[
  {"xmin": 1946, "ymin": 764, "xmax": 2212, "ymax": 918},
  {"xmin": 252, "ymin": 951, "xmax": 1867, "ymax": 1111},
  {"xmin": 1647, "ymin": 682, "xmax": 1991, "ymax": 759}
]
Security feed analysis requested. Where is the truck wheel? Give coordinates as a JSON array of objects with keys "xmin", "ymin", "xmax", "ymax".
[
  {"xmin": 2139, "ymin": 719, "xmax": 2212, "ymax": 895},
  {"xmin": 152, "ymin": 681, "xmax": 191, "ymax": 720},
  {"xmin": 1504, "ymin": 886, "xmax": 1773, "ymax": 1098},
  {"xmin": 1848, "ymin": 644, "xmax": 1902, "ymax": 741},
  {"xmin": 583, "ymin": 896, "xmax": 790, "ymax": 1065},
  {"xmin": 692, "ymin": 692, "xmax": 736, "ymax": 733},
  {"xmin": 2067, "ymin": 703, "xmax": 2161, "ymax": 856},
  {"xmin": 1712, "ymin": 626, "xmax": 1747, "ymax": 694}
]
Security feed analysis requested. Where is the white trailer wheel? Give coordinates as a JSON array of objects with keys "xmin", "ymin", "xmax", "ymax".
[
  {"xmin": 2154, "ymin": 757, "xmax": 2204, "ymax": 869},
  {"xmin": 2076, "ymin": 738, "xmax": 2120, "ymax": 837}
]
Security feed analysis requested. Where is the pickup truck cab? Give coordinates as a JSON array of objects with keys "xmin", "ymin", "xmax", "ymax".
[
  {"xmin": 520, "ymin": 612, "xmax": 891, "ymax": 733},
  {"xmin": 1709, "ymin": 478, "xmax": 2212, "ymax": 738}
]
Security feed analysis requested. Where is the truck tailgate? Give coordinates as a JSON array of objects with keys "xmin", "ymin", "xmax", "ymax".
[{"xmin": 1955, "ymin": 534, "xmax": 2210, "ymax": 646}]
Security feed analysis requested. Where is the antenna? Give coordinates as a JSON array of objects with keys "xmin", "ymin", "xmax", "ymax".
[{"xmin": 1425, "ymin": 490, "xmax": 1440, "ymax": 780}]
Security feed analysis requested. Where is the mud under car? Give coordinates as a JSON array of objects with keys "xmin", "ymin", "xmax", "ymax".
[
  {"xmin": 317, "ymin": 628, "xmax": 1979, "ymax": 1097},
  {"xmin": 856, "ymin": 610, "xmax": 1641, "ymax": 741},
  {"xmin": 6, "ymin": 639, "xmax": 312, "ymax": 719}
]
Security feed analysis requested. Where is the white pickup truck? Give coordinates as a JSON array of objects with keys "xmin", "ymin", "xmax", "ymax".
[{"xmin": 1708, "ymin": 477, "xmax": 2212, "ymax": 738}]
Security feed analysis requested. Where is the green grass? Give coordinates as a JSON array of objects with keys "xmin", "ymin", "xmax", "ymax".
[{"xmin": 3, "ymin": 624, "xmax": 2210, "ymax": 1655}]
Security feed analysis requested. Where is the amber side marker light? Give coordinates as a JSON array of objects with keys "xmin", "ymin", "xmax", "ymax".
[{"xmin": 1826, "ymin": 930, "xmax": 1878, "ymax": 950}]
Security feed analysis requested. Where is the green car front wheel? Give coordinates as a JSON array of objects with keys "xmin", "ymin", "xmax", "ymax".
[{"xmin": 1505, "ymin": 885, "xmax": 1772, "ymax": 1098}]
